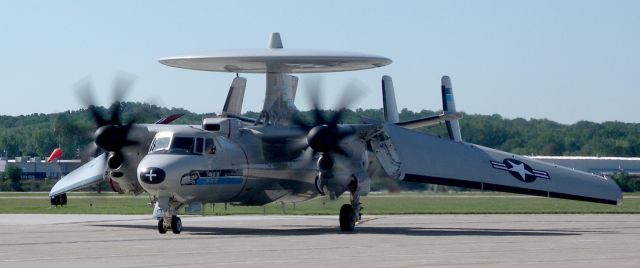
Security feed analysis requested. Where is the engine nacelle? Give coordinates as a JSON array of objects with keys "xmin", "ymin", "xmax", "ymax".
[
  {"xmin": 316, "ymin": 153, "xmax": 371, "ymax": 198},
  {"xmin": 107, "ymin": 153, "xmax": 124, "ymax": 170}
]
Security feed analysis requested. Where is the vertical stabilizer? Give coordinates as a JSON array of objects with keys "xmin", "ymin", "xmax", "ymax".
[
  {"xmin": 291, "ymin": 75, "xmax": 299, "ymax": 100},
  {"xmin": 441, "ymin": 76, "xmax": 462, "ymax": 141},
  {"xmin": 382, "ymin": 75, "xmax": 400, "ymax": 123},
  {"xmin": 222, "ymin": 77, "xmax": 247, "ymax": 117}
]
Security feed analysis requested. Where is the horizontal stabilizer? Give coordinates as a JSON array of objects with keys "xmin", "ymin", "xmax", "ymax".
[
  {"xmin": 222, "ymin": 77, "xmax": 247, "ymax": 117},
  {"xmin": 395, "ymin": 112, "xmax": 463, "ymax": 129},
  {"xmin": 49, "ymin": 153, "xmax": 108, "ymax": 197},
  {"xmin": 384, "ymin": 124, "xmax": 622, "ymax": 205},
  {"xmin": 225, "ymin": 114, "xmax": 258, "ymax": 124}
]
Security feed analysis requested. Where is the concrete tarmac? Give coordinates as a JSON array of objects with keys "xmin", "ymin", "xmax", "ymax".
[{"xmin": 1, "ymin": 214, "xmax": 639, "ymax": 268}]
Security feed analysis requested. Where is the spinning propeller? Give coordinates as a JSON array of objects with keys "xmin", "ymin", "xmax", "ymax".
[
  {"xmin": 290, "ymin": 77, "xmax": 364, "ymax": 170},
  {"xmin": 77, "ymin": 76, "xmax": 138, "ymax": 170}
]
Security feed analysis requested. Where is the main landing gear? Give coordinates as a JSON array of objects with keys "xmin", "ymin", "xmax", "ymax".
[{"xmin": 157, "ymin": 216, "xmax": 182, "ymax": 234}]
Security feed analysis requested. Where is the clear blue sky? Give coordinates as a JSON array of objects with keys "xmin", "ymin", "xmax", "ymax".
[{"xmin": 1, "ymin": 0, "xmax": 638, "ymax": 124}]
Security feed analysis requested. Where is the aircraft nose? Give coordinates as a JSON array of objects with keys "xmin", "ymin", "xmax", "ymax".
[{"xmin": 139, "ymin": 167, "xmax": 167, "ymax": 184}]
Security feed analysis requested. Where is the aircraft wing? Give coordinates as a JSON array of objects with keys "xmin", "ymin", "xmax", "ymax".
[
  {"xmin": 49, "ymin": 153, "xmax": 107, "ymax": 197},
  {"xmin": 383, "ymin": 124, "xmax": 623, "ymax": 205}
]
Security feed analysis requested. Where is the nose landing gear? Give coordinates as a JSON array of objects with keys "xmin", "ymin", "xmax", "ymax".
[
  {"xmin": 157, "ymin": 216, "xmax": 182, "ymax": 234},
  {"xmin": 154, "ymin": 198, "xmax": 183, "ymax": 234}
]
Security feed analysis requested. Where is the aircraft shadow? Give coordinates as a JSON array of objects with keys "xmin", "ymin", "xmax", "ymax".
[{"xmin": 93, "ymin": 223, "xmax": 595, "ymax": 237}]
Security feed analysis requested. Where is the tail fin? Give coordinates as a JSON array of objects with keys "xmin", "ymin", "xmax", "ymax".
[
  {"xmin": 441, "ymin": 76, "xmax": 462, "ymax": 141},
  {"xmin": 222, "ymin": 77, "xmax": 247, "ymax": 117},
  {"xmin": 291, "ymin": 75, "xmax": 299, "ymax": 100},
  {"xmin": 382, "ymin": 75, "xmax": 399, "ymax": 123},
  {"xmin": 389, "ymin": 75, "xmax": 463, "ymax": 129}
]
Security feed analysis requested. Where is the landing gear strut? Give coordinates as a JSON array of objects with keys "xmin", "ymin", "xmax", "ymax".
[{"xmin": 339, "ymin": 178, "xmax": 361, "ymax": 232}]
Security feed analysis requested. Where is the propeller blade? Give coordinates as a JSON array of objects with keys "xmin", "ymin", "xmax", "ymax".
[
  {"xmin": 303, "ymin": 76, "xmax": 329, "ymax": 125},
  {"xmin": 110, "ymin": 74, "xmax": 134, "ymax": 126},
  {"xmin": 87, "ymin": 105, "xmax": 108, "ymax": 127},
  {"xmin": 291, "ymin": 112, "xmax": 313, "ymax": 131},
  {"xmin": 328, "ymin": 80, "xmax": 365, "ymax": 127},
  {"xmin": 285, "ymin": 76, "xmax": 365, "ymax": 166},
  {"xmin": 75, "ymin": 79, "xmax": 109, "ymax": 127}
]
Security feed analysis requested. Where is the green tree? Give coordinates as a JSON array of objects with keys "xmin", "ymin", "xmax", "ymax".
[
  {"xmin": 611, "ymin": 173, "xmax": 640, "ymax": 192},
  {"xmin": 3, "ymin": 164, "xmax": 23, "ymax": 191}
]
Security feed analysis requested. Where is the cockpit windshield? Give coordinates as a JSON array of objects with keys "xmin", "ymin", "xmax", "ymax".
[
  {"xmin": 149, "ymin": 137, "xmax": 171, "ymax": 152},
  {"xmin": 149, "ymin": 134, "xmax": 215, "ymax": 155},
  {"xmin": 150, "ymin": 136, "xmax": 195, "ymax": 154}
]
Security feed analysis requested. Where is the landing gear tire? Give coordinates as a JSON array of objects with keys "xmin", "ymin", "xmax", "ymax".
[
  {"xmin": 171, "ymin": 216, "xmax": 182, "ymax": 234},
  {"xmin": 157, "ymin": 219, "xmax": 167, "ymax": 234},
  {"xmin": 314, "ymin": 176, "xmax": 325, "ymax": 196},
  {"xmin": 339, "ymin": 204, "xmax": 356, "ymax": 232}
]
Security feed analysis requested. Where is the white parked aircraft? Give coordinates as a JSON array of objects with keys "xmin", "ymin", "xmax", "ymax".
[{"xmin": 49, "ymin": 33, "xmax": 622, "ymax": 234}]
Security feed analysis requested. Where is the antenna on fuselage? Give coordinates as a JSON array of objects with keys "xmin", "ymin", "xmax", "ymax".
[{"xmin": 268, "ymin": 32, "xmax": 283, "ymax": 49}]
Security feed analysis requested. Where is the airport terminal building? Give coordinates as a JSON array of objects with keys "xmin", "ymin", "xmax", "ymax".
[
  {"xmin": 0, "ymin": 157, "xmax": 82, "ymax": 179},
  {"xmin": 530, "ymin": 156, "xmax": 640, "ymax": 176}
]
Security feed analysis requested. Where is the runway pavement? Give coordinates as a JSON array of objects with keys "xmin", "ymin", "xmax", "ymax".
[{"xmin": 0, "ymin": 214, "xmax": 639, "ymax": 267}]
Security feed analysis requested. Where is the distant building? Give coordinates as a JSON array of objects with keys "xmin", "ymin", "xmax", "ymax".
[
  {"xmin": 530, "ymin": 156, "xmax": 640, "ymax": 176},
  {"xmin": 0, "ymin": 156, "xmax": 83, "ymax": 180}
]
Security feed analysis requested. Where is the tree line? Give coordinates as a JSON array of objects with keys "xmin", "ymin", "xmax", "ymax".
[
  {"xmin": 1, "ymin": 102, "xmax": 639, "ymax": 192},
  {"xmin": 1, "ymin": 102, "xmax": 639, "ymax": 159}
]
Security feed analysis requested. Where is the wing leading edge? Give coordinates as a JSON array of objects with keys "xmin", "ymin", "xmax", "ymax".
[
  {"xmin": 383, "ymin": 124, "xmax": 622, "ymax": 205},
  {"xmin": 49, "ymin": 153, "xmax": 108, "ymax": 197}
]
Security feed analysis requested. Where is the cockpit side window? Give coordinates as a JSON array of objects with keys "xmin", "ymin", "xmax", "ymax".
[
  {"xmin": 195, "ymin": 138, "xmax": 204, "ymax": 154},
  {"xmin": 205, "ymin": 138, "xmax": 216, "ymax": 154},
  {"xmin": 171, "ymin": 137, "xmax": 195, "ymax": 153}
]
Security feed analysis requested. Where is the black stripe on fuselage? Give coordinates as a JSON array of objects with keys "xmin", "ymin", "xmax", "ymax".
[{"xmin": 403, "ymin": 173, "xmax": 617, "ymax": 205}]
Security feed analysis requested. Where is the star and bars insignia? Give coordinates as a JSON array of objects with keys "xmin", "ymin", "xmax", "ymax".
[{"xmin": 490, "ymin": 158, "xmax": 550, "ymax": 183}]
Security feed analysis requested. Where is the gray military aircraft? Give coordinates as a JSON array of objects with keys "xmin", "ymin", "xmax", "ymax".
[{"xmin": 49, "ymin": 33, "xmax": 622, "ymax": 234}]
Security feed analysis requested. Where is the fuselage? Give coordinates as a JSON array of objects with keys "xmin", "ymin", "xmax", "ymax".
[{"xmin": 136, "ymin": 125, "xmax": 323, "ymax": 207}]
